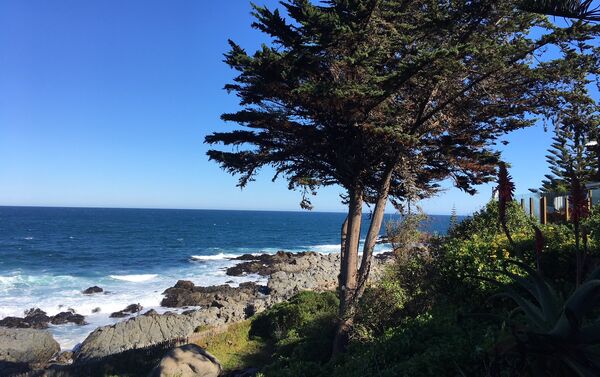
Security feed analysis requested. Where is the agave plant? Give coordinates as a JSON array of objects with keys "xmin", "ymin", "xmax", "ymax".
[{"xmin": 491, "ymin": 260, "xmax": 600, "ymax": 376}]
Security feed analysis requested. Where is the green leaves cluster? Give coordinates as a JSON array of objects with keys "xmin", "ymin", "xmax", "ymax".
[{"xmin": 206, "ymin": 0, "xmax": 599, "ymax": 208}]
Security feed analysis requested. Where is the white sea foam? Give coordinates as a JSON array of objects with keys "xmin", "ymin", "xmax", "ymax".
[
  {"xmin": 109, "ymin": 274, "xmax": 158, "ymax": 282},
  {"xmin": 308, "ymin": 244, "xmax": 341, "ymax": 253},
  {"xmin": 190, "ymin": 253, "xmax": 240, "ymax": 261}
]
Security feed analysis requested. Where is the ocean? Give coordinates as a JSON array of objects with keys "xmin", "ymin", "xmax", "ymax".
[{"xmin": 0, "ymin": 206, "xmax": 456, "ymax": 349}]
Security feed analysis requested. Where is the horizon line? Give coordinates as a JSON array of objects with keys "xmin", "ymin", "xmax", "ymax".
[{"xmin": 0, "ymin": 204, "xmax": 462, "ymax": 216}]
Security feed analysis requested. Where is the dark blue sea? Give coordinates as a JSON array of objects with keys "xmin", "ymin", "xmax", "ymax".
[{"xmin": 0, "ymin": 206, "xmax": 455, "ymax": 348}]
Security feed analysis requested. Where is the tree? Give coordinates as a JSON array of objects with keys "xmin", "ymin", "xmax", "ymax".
[
  {"xmin": 206, "ymin": 0, "xmax": 598, "ymax": 353},
  {"xmin": 449, "ymin": 205, "xmax": 458, "ymax": 231}
]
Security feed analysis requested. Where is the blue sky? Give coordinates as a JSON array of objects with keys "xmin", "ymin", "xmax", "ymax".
[{"xmin": 0, "ymin": 0, "xmax": 585, "ymax": 215}]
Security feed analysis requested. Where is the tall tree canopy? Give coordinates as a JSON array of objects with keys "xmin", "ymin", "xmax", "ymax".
[{"xmin": 206, "ymin": 0, "xmax": 599, "ymax": 352}]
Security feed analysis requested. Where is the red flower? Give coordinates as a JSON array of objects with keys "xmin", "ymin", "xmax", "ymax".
[
  {"xmin": 570, "ymin": 178, "xmax": 589, "ymax": 224},
  {"xmin": 498, "ymin": 163, "xmax": 515, "ymax": 222}
]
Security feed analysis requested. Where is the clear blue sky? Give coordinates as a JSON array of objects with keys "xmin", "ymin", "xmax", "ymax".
[{"xmin": 0, "ymin": 0, "xmax": 586, "ymax": 215}]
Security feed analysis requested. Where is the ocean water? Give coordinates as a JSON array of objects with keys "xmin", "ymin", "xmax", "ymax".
[{"xmin": 0, "ymin": 206, "xmax": 455, "ymax": 349}]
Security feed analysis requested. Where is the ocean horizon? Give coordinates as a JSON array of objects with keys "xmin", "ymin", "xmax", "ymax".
[{"xmin": 0, "ymin": 206, "xmax": 460, "ymax": 349}]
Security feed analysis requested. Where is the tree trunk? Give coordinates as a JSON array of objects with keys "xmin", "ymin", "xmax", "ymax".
[
  {"xmin": 332, "ymin": 188, "xmax": 363, "ymax": 356},
  {"xmin": 575, "ymin": 221, "xmax": 582, "ymax": 286},
  {"xmin": 356, "ymin": 166, "xmax": 393, "ymax": 298},
  {"xmin": 338, "ymin": 216, "xmax": 349, "ymax": 295}
]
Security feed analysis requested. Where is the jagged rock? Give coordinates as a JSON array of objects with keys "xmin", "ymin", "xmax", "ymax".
[
  {"xmin": 109, "ymin": 303, "xmax": 143, "ymax": 318},
  {"xmin": 148, "ymin": 344, "xmax": 221, "ymax": 377},
  {"xmin": 143, "ymin": 309, "xmax": 159, "ymax": 316},
  {"xmin": 82, "ymin": 286, "xmax": 103, "ymax": 294},
  {"xmin": 92, "ymin": 307, "xmax": 101, "ymax": 313},
  {"xmin": 74, "ymin": 310, "xmax": 222, "ymax": 360},
  {"xmin": 0, "ymin": 308, "xmax": 50, "ymax": 329},
  {"xmin": 53, "ymin": 351, "xmax": 73, "ymax": 364},
  {"xmin": 161, "ymin": 281, "xmax": 266, "ymax": 308},
  {"xmin": 0, "ymin": 327, "xmax": 60, "ymax": 365},
  {"xmin": 50, "ymin": 311, "xmax": 87, "ymax": 326},
  {"xmin": 226, "ymin": 251, "xmax": 310, "ymax": 276},
  {"xmin": 0, "ymin": 308, "xmax": 88, "ymax": 329}
]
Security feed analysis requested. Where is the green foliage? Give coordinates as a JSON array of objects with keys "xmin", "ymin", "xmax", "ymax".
[
  {"xmin": 328, "ymin": 304, "xmax": 498, "ymax": 377},
  {"xmin": 252, "ymin": 292, "xmax": 339, "ymax": 377},
  {"xmin": 490, "ymin": 261, "xmax": 600, "ymax": 376},
  {"xmin": 250, "ymin": 291, "xmax": 339, "ymax": 342},
  {"xmin": 585, "ymin": 204, "xmax": 600, "ymax": 248},
  {"xmin": 437, "ymin": 200, "xmax": 600, "ymax": 297},
  {"xmin": 193, "ymin": 320, "xmax": 271, "ymax": 372},
  {"xmin": 353, "ymin": 270, "xmax": 409, "ymax": 341},
  {"xmin": 354, "ymin": 248, "xmax": 436, "ymax": 341},
  {"xmin": 385, "ymin": 212, "xmax": 428, "ymax": 254},
  {"xmin": 448, "ymin": 200, "xmax": 531, "ymax": 241}
]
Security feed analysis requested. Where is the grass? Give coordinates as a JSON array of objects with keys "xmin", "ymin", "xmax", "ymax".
[{"xmin": 192, "ymin": 320, "xmax": 272, "ymax": 372}]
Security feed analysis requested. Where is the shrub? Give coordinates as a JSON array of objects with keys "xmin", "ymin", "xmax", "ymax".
[
  {"xmin": 585, "ymin": 204, "xmax": 600, "ymax": 251},
  {"xmin": 250, "ymin": 291, "xmax": 338, "ymax": 341},
  {"xmin": 329, "ymin": 304, "xmax": 499, "ymax": 377},
  {"xmin": 448, "ymin": 201, "xmax": 531, "ymax": 241},
  {"xmin": 386, "ymin": 212, "xmax": 428, "ymax": 254},
  {"xmin": 354, "ymin": 248, "xmax": 435, "ymax": 341},
  {"xmin": 253, "ymin": 291, "xmax": 339, "ymax": 377}
]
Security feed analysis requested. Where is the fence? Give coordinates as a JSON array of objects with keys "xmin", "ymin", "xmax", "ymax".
[{"xmin": 516, "ymin": 188, "xmax": 600, "ymax": 224}]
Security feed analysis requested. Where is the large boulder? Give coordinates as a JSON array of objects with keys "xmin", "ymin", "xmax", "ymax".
[
  {"xmin": 74, "ymin": 310, "xmax": 224, "ymax": 361},
  {"xmin": 161, "ymin": 280, "xmax": 266, "ymax": 308},
  {"xmin": 0, "ymin": 327, "xmax": 60, "ymax": 365},
  {"xmin": 148, "ymin": 344, "xmax": 221, "ymax": 377}
]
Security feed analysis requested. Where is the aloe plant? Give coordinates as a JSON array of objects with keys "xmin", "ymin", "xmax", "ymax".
[{"xmin": 491, "ymin": 260, "xmax": 600, "ymax": 376}]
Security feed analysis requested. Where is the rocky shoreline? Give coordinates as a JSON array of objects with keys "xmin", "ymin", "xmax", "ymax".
[{"xmin": 0, "ymin": 251, "xmax": 392, "ymax": 374}]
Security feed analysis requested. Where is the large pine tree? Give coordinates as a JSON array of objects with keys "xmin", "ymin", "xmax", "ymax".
[
  {"xmin": 206, "ymin": 0, "xmax": 598, "ymax": 352},
  {"xmin": 536, "ymin": 52, "xmax": 599, "ymax": 195}
]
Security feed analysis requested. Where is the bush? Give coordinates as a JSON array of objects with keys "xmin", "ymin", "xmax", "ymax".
[
  {"xmin": 250, "ymin": 291, "xmax": 339, "ymax": 341},
  {"xmin": 448, "ymin": 200, "xmax": 531, "ymax": 241},
  {"xmin": 585, "ymin": 204, "xmax": 600, "ymax": 251},
  {"xmin": 253, "ymin": 291, "xmax": 339, "ymax": 377},
  {"xmin": 354, "ymin": 248, "xmax": 435, "ymax": 341},
  {"xmin": 328, "ymin": 304, "xmax": 499, "ymax": 377},
  {"xmin": 434, "ymin": 200, "xmax": 585, "ymax": 301}
]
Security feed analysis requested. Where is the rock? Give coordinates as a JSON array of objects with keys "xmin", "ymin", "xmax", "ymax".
[
  {"xmin": 0, "ymin": 327, "xmax": 60, "ymax": 365},
  {"xmin": 0, "ymin": 308, "xmax": 50, "ymax": 329},
  {"xmin": 226, "ymin": 251, "xmax": 307, "ymax": 276},
  {"xmin": 109, "ymin": 303, "xmax": 143, "ymax": 318},
  {"xmin": 0, "ymin": 317, "xmax": 29, "ymax": 328},
  {"xmin": 124, "ymin": 303, "xmax": 143, "ymax": 313},
  {"xmin": 161, "ymin": 281, "xmax": 266, "ymax": 308},
  {"xmin": 74, "ymin": 310, "xmax": 223, "ymax": 360},
  {"xmin": 148, "ymin": 344, "xmax": 221, "ymax": 377},
  {"xmin": 0, "ymin": 361, "xmax": 30, "ymax": 376},
  {"xmin": 82, "ymin": 286, "xmax": 103, "ymax": 294},
  {"xmin": 92, "ymin": 307, "xmax": 101, "ymax": 313},
  {"xmin": 53, "ymin": 350, "xmax": 73, "ymax": 364},
  {"xmin": 143, "ymin": 309, "xmax": 159, "ymax": 316},
  {"xmin": 50, "ymin": 311, "xmax": 87, "ymax": 326}
]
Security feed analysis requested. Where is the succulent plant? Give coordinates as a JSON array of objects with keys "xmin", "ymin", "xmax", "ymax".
[{"xmin": 491, "ymin": 260, "xmax": 600, "ymax": 376}]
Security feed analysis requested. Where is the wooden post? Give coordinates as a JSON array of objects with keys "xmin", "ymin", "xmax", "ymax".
[
  {"xmin": 565, "ymin": 196, "xmax": 570, "ymax": 221},
  {"xmin": 540, "ymin": 196, "xmax": 547, "ymax": 225},
  {"xmin": 520, "ymin": 198, "xmax": 525, "ymax": 210},
  {"xmin": 529, "ymin": 197, "xmax": 535, "ymax": 218}
]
